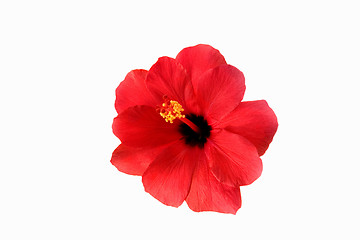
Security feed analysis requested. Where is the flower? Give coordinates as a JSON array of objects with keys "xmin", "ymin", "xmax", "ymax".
[{"xmin": 111, "ymin": 44, "xmax": 278, "ymax": 214}]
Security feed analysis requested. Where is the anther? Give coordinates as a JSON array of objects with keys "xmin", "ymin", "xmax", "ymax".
[
  {"xmin": 157, "ymin": 96, "xmax": 185, "ymax": 124},
  {"xmin": 157, "ymin": 96, "xmax": 200, "ymax": 133}
]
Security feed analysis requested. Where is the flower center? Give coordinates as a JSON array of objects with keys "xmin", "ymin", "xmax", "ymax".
[
  {"xmin": 179, "ymin": 114, "xmax": 211, "ymax": 148},
  {"xmin": 157, "ymin": 96, "xmax": 211, "ymax": 147}
]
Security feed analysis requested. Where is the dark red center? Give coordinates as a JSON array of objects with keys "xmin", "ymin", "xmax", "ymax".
[{"xmin": 179, "ymin": 114, "xmax": 211, "ymax": 148}]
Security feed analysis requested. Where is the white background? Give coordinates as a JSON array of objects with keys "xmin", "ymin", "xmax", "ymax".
[{"xmin": 1, "ymin": 0, "xmax": 359, "ymax": 239}]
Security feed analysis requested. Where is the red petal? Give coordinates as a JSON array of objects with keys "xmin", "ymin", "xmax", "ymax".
[
  {"xmin": 115, "ymin": 70, "xmax": 157, "ymax": 114},
  {"xmin": 206, "ymin": 130, "xmax": 262, "ymax": 187},
  {"xmin": 111, "ymin": 144, "xmax": 167, "ymax": 176},
  {"xmin": 193, "ymin": 65, "xmax": 246, "ymax": 124},
  {"xmin": 176, "ymin": 44, "xmax": 227, "ymax": 83},
  {"xmin": 145, "ymin": 57, "xmax": 198, "ymax": 114},
  {"xmin": 186, "ymin": 153, "xmax": 241, "ymax": 214},
  {"xmin": 217, "ymin": 100, "xmax": 278, "ymax": 156},
  {"xmin": 142, "ymin": 141, "xmax": 199, "ymax": 207},
  {"xmin": 112, "ymin": 105, "xmax": 182, "ymax": 148}
]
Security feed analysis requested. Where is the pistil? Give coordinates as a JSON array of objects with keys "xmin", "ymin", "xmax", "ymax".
[
  {"xmin": 157, "ymin": 96, "xmax": 200, "ymax": 133},
  {"xmin": 178, "ymin": 117, "xmax": 200, "ymax": 133}
]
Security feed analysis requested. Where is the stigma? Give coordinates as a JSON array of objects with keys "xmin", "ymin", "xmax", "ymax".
[{"xmin": 158, "ymin": 96, "xmax": 185, "ymax": 123}]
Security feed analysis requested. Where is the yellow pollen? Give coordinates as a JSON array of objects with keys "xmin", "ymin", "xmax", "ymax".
[{"xmin": 158, "ymin": 99, "xmax": 185, "ymax": 123}]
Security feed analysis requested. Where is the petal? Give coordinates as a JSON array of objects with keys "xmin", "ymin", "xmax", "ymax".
[
  {"xmin": 115, "ymin": 70, "xmax": 157, "ymax": 114},
  {"xmin": 186, "ymin": 153, "xmax": 241, "ymax": 214},
  {"xmin": 193, "ymin": 64, "xmax": 246, "ymax": 123},
  {"xmin": 206, "ymin": 130, "xmax": 262, "ymax": 187},
  {"xmin": 217, "ymin": 100, "xmax": 278, "ymax": 156},
  {"xmin": 176, "ymin": 44, "xmax": 227, "ymax": 83},
  {"xmin": 112, "ymin": 105, "xmax": 182, "ymax": 148},
  {"xmin": 111, "ymin": 144, "xmax": 168, "ymax": 176},
  {"xmin": 142, "ymin": 141, "xmax": 200, "ymax": 207},
  {"xmin": 145, "ymin": 57, "xmax": 198, "ymax": 114}
]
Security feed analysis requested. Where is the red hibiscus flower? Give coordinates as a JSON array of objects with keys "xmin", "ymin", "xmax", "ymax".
[{"xmin": 111, "ymin": 44, "xmax": 278, "ymax": 214}]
